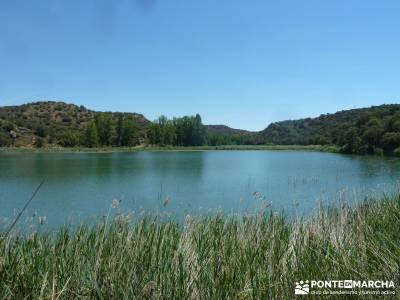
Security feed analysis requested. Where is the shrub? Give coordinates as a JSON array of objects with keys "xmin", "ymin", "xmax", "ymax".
[
  {"xmin": 62, "ymin": 116, "xmax": 72, "ymax": 123},
  {"xmin": 35, "ymin": 124, "xmax": 48, "ymax": 137},
  {"xmin": 382, "ymin": 132, "xmax": 400, "ymax": 152},
  {"xmin": 57, "ymin": 132, "xmax": 80, "ymax": 147},
  {"xmin": 34, "ymin": 137, "xmax": 44, "ymax": 148},
  {"xmin": 373, "ymin": 147, "xmax": 384, "ymax": 156},
  {"xmin": 1, "ymin": 121, "xmax": 15, "ymax": 132},
  {"xmin": 0, "ymin": 131, "xmax": 11, "ymax": 146},
  {"xmin": 394, "ymin": 147, "xmax": 400, "ymax": 157}
]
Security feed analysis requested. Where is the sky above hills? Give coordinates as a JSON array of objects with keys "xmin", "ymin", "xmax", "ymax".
[{"xmin": 1, "ymin": 0, "xmax": 400, "ymax": 130}]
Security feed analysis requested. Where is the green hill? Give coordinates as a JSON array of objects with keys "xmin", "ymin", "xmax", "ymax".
[
  {"xmin": 260, "ymin": 104, "xmax": 400, "ymax": 155},
  {"xmin": 205, "ymin": 125, "xmax": 263, "ymax": 146},
  {"xmin": 205, "ymin": 125, "xmax": 253, "ymax": 135},
  {"xmin": 0, "ymin": 101, "xmax": 150, "ymax": 147}
]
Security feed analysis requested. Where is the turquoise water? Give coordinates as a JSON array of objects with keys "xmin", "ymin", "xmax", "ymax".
[{"xmin": 1, "ymin": 151, "xmax": 400, "ymax": 230}]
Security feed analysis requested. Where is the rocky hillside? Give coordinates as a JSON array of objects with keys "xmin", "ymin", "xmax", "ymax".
[{"xmin": 0, "ymin": 101, "xmax": 150, "ymax": 147}]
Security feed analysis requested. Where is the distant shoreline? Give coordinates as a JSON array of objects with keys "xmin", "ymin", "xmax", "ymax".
[{"xmin": 0, "ymin": 144, "xmax": 340, "ymax": 153}]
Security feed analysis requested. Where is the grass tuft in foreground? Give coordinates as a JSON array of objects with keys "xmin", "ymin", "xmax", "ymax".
[{"xmin": 0, "ymin": 196, "xmax": 399, "ymax": 299}]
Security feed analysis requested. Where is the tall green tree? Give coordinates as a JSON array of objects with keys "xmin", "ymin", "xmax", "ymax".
[
  {"xmin": 146, "ymin": 114, "xmax": 206, "ymax": 147},
  {"xmin": 147, "ymin": 123, "xmax": 161, "ymax": 145},
  {"xmin": 361, "ymin": 118, "xmax": 384, "ymax": 149},
  {"xmin": 121, "ymin": 118, "xmax": 138, "ymax": 146},
  {"xmin": 116, "ymin": 114, "xmax": 124, "ymax": 146},
  {"xmin": 85, "ymin": 121, "xmax": 99, "ymax": 147},
  {"xmin": 95, "ymin": 113, "xmax": 113, "ymax": 146},
  {"xmin": 191, "ymin": 114, "xmax": 206, "ymax": 146},
  {"xmin": 341, "ymin": 127, "xmax": 361, "ymax": 153}
]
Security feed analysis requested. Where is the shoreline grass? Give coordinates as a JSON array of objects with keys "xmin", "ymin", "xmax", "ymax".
[
  {"xmin": 0, "ymin": 144, "xmax": 340, "ymax": 154},
  {"xmin": 0, "ymin": 195, "xmax": 399, "ymax": 298}
]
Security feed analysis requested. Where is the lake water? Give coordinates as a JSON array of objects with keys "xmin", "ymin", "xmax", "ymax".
[{"xmin": 1, "ymin": 151, "xmax": 400, "ymax": 230}]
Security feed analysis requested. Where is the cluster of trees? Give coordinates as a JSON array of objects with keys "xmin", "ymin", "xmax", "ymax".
[
  {"xmin": 337, "ymin": 113, "xmax": 400, "ymax": 155},
  {"xmin": 147, "ymin": 114, "xmax": 206, "ymax": 146},
  {"xmin": 84, "ymin": 113, "xmax": 140, "ymax": 147},
  {"xmin": 146, "ymin": 115, "xmax": 267, "ymax": 146},
  {"xmin": 261, "ymin": 104, "xmax": 400, "ymax": 155},
  {"xmin": 28, "ymin": 112, "xmax": 209, "ymax": 148}
]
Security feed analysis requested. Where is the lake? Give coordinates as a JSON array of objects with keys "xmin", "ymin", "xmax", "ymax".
[{"xmin": 1, "ymin": 150, "xmax": 400, "ymax": 230}]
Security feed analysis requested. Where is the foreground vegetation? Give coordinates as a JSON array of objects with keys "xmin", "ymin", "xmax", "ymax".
[{"xmin": 0, "ymin": 195, "xmax": 399, "ymax": 299}]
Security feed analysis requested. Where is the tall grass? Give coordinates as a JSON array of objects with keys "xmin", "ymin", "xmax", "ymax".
[{"xmin": 0, "ymin": 195, "xmax": 399, "ymax": 299}]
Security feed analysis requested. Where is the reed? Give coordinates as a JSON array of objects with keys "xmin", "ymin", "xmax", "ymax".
[{"xmin": 0, "ymin": 195, "xmax": 399, "ymax": 299}]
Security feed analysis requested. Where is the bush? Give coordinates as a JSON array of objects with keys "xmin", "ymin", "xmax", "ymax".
[
  {"xmin": 394, "ymin": 147, "xmax": 400, "ymax": 157},
  {"xmin": 1, "ymin": 121, "xmax": 15, "ymax": 132},
  {"xmin": 357, "ymin": 144, "xmax": 370, "ymax": 155},
  {"xmin": 34, "ymin": 137, "xmax": 44, "ymax": 148},
  {"xmin": 35, "ymin": 124, "xmax": 48, "ymax": 137},
  {"xmin": 382, "ymin": 132, "xmax": 400, "ymax": 152},
  {"xmin": 62, "ymin": 116, "xmax": 72, "ymax": 123},
  {"xmin": 373, "ymin": 147, "xmax": 384, "ymax": 156},
  {"xmin": 57, "ymin": 132, "xmax": 80, "ymax": 147},
  {"xmin": 0, "ymin": 131, "xmax": 11, "ymax": 146}
]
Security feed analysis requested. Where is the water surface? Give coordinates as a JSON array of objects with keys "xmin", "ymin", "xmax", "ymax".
[{"xmin": 1, "ymin": 151, "xmax": 399, "ymax": 230}]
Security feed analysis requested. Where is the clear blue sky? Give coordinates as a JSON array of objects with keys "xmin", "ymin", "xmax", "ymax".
[{"xmin": 1, "ymin": 0, "xmax": 400, "ymax": 131}]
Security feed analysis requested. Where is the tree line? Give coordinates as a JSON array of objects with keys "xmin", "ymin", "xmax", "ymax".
[
  {"xmin": 337, "ymin": 112, "xmax": 400, "ymax": 155},
  {"xmin": 85, "ymin": 113, "xmax": 208, "ymax": 147},
  {"xmin": 83, "ymin": 113, "xmax": 140, "ymax": 147},
  {"xmin": 261, "ymin": 104, "xmax": 400, "ymax": 156},
  {"xmin": 84, "ymin": 113, "xmax": 265, "ymax": 147},
  {"xmin": 207, "ymin": 133, "xmax": 264, "ymax": 146},
  {"xmin": 3, "ymin": 102, "xmax": 400, "ymax": 156},
  {"xmin": 68, "ymin": 105, "xmax": 400, "ymax": 154},
  {"xmin": 147, "ymin": 114, "xmax": 206, "ymax": 146},
  {"xmin": 0, "ymin": 108, "xmax": 231, "ymax": 148}
]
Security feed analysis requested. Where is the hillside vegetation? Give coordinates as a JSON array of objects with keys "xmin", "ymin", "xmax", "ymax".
[
  {"xmin": 205, "ymin": 125, "xmax": 263, "ymax": 146},
  {"xmin": 0, "ymin": 101, "xmax": 150, "ymax": 147},
  {"xmin": 0, "ymin": 101, "xmax": 255, "ymax": 148},
  {"xmin": 2, "ymin": 101, "xmax": 400, "ymax": 155},
  {"xmin": 261, "ymin": 104, "xmax": 400, "ymax": 155}
]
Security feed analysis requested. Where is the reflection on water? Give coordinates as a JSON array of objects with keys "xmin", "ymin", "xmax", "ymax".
[{"xmin": 0, "ymin": 151, "xmax": 399, "ymax": 230}]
